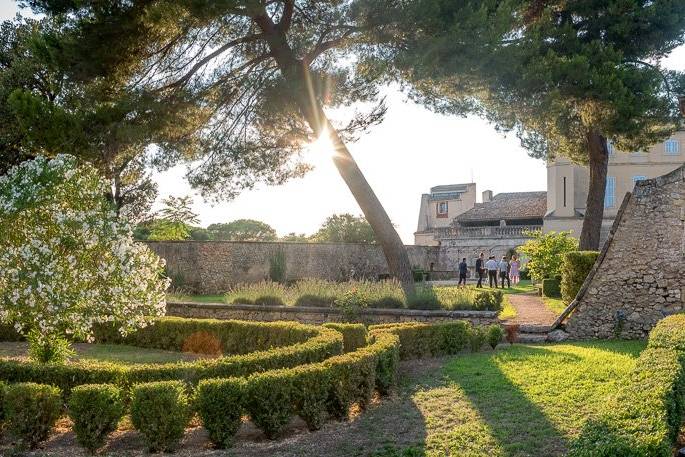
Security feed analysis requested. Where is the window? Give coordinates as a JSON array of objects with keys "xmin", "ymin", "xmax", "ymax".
[
  {"xmin": 664, "ymin": 139, "xmax": 680, "ymax": 155},
  {"xmin": 632, "ymin": 175, "xmax": 647, "ymax": 184},
  {"xmin": 607, "ymin": 141, "xmax": 615, "ymax": 156},
  {"xmin": 604, "ymin": 176, "xmax": 616, "ymax": 208},
  {"xmin": 436, "ymin": 201, "xmax": 448, "ymax": 218},
  {"xmin": 563, "ymin": 177, "xmax": 567, "ymax": 207}
]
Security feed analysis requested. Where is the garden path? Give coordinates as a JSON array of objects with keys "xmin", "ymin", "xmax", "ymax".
[{"xmin": 506, "ymin": 293, "xmax": 558, "ymax": 327}]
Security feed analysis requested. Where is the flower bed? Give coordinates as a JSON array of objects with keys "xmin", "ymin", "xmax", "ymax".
[{"xmin": 224, "ymin": 279, "xmax": 503, "ymax": 312}]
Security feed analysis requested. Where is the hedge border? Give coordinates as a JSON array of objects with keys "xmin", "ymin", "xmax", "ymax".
[
  {"xmin": 0, "ymin": 318, "xmax": 343, "ymax": 395},
  {"xmin": 369, "ymin": 321, "xmax": 472, "ymax": 359},
  {"xmin": 568, "ymin": 314, "xmax": 685, "ymax": 456}
]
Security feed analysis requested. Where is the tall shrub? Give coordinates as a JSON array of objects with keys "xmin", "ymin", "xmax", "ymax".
[
  {"xmin": 0, "ymin": 155, "xmax": 169, "ymax": 363},
  {"xmin": 518, "ymin": 230, "xmax": 578, "ymax": 282},
  {"xmin": 195, "ymin": 378, "xmax": 244, "ymax": 448},
  {"xmin": 561, "ymin": 251, "xmax": 599, "ymax": 303}
]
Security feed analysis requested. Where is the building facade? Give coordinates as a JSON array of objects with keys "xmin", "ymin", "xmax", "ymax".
[
  {"xmin": 544, "ymin": 131, "xmax": 685, "ymax": 241},
  {"xmin": 414, "ymin": 183, "xmax": 477, "ymax": 246}
]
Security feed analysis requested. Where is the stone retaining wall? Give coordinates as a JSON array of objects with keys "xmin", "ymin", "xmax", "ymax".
[
  {"xmin": 166, "ymin": 302, "xmax": 498, "ymax": 326},
  {"xmin": 147, "ymin": 240, "xmax": 440, "ymax": 294},
  {"xmin": 563, "ymin": 165, "xmax": 685, "ymax": 339}
]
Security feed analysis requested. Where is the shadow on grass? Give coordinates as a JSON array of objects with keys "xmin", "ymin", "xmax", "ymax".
[{"xmin": 443, "ymin": 345, "xmax": 577, "ymax": 457}]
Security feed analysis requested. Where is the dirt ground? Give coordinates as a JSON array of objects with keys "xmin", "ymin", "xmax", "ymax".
[{"xmin": 0, "ymin": 358, "xmax": 446, "ymax": 457}]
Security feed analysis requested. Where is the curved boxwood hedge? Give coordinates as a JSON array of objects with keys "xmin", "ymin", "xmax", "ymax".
[
  {"xmin": 322, "ymin": 323, "xmax": 367, "ymax": 353},
  {"xmin": 0, "ymin": 318, "xmax": 343, "ymax": 395},
  {"xmin": 368, "ymin": 321, "xmax": 471, "ymax": 359},
  {"xmin": 568, "ymin": 314, "xmax": 685, "ymax": 457}
]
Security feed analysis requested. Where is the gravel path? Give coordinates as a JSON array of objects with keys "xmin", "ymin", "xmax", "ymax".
[{"xmin": 507, "ymin": 293, "xmax": 559, "ymax": 326}]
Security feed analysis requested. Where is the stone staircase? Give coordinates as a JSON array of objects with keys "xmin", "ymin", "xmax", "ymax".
[{"xmin": 516, "ymin": 324, "xmax": 554, "ymax": 343}]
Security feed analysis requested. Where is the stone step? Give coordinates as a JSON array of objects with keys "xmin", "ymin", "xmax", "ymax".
[
  {"xmin": 517, "ymin": 324, "xmax": 554, "ymax": 334},
  {"xmin": 517, "ymin": 332, "xmax": 549, "ymax": 344}
]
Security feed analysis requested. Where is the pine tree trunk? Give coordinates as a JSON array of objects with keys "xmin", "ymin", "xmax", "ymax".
[{"xmin": 579, "ymin": 130, "xmax": 609, "ymax": 250}]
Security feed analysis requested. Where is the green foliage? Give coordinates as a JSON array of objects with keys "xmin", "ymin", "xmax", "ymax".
[
  {"xmin": 322, "ymin": 323, "xmax": 368, "ymax": 353},
  {"xmin": 195, "ymin": 378, "xmax": 245, "ymax": 449},
  {"xmin": 269, "ymin": 248, "xmax": 287, "ymax": 283},
  {"xmin": 130, "ymin": 381, "xmax": 191, "ymax": 453},
  {"xmin": 27, "ymin": 330, "xmax": 75, "ymax": 364},
  {"xmin": 518, "ymin": 231, "xmax": 578, "ymax": 282},
  {"xmin": 291, "ymin": 365, "xmax": 331, "ymax": 431},
  {"xmin": 147, "ymin": 219, "xmax": 191, "ymax": 241},
  {"xmin": 561, "ymin": 251, "xmax": 599, "ymax": 303},
  {"xmin": 569, "ymin": 315, "xmax": 685, "ymax": 456},
  {"xmin": 408, "ymin": 286, "xmax": 503, "ymax": 312},
  {"xmin": 486, "ymin": 325, "xmax": 504, "ymax": 349},
  {"xmin": 68, "ymin": 384, "xmax": 124, "ymax": 453},
  {"xmin": 0, "ymin": 380, "xmax": 6, "ymax": 423},
  {"xmin": 244, "ymin": 370, "xmax": 296, "ymax": 439},
  {"xmin": 334, "ymin": 289, "xmax": 370, "ymax": 322},
  {"xmin": 542, "ymin": 278, "xmax": 561, "ymax": 298},
  {"xmin": 5, "ymin": 382, "xmax": 62, "ymax": 450},
  {"xmin": 469, "ymin": 326, "xmax": 486, "ymax": 352},
  {"xmin": 369, "ymin": 322, "xmax": 471, "ymax": 360},
  {"xmin": 0, "ymin": 318, "xmax": 343, "ymax": 395},
  {"xmin": 312, "ymin": 214, "xmax": 377, "ymax": 244},
  {"xmin": 207, "ymin": 219, "xmax": 277, "ymax": 241}
]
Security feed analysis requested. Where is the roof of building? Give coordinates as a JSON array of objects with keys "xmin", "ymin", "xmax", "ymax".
[
  {"xmin": 455, "ymin": 191, "xmax": 547, "ymax": 222},
  {"xmin": 427, "ymin": 183, "xmax": 474, "ymax": 201}
]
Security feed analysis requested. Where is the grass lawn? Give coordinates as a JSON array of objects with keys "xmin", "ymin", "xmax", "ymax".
[
  {"xmin": 237, "ymin": 340, "xmax": 645, "ymax": 457},
  {"xmin": 544, "ymin": 296, "xmax": 568, "ymax": 314},
  {"xmin": 0, "ymin": 342, "xmax": 199, "ymax": 364},
  {"xmin": 167, "ymin": 292, "xmax": 226, "ymax": 303}
]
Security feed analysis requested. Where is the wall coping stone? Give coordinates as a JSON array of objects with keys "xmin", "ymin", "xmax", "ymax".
[{"xmin": 167, "ymin": 301, "xmax": 498, "ymax": 319}]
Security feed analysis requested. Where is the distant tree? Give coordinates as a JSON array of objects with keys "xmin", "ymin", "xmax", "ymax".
[
  {"xmin": 147, "ymin": 196, "xmax": 199, "ymax": 241},
  {"xmin": 393, "ymin": 0, "xmax": 685, "ymax": 250},
  {"xmin": 207, "ymin": 219, "xmax": 277, "ymax": 241},
  {"xmin": 312, "ymin": 214, "xmax": 377, "ymax": 244},
  {"xmin": 518, "ymin": 231, "xmax": 578, "ymax": 282},
  {"xmin": 28, "ymin": 0, "xmax": 417, "ymax": 296},
  {"xmin": 189, "ymin": 227, "xmax": 211, "ymax": 241},
  {"xmin": 281, "ymin": 232, "xmax": 310, "ymax": 242}
]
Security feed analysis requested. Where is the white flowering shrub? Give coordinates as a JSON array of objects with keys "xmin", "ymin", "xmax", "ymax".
[{"xmin": 0, "ymin": 155, "xmax": 169, "ymax": 362}]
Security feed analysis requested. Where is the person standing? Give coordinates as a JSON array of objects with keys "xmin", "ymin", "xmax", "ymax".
[
  {"xmin": 475, "ymin": 252, "xmax": 485, "ymax": 288},
  {"xmin": 485, "ymin": 255, "xmax": 498, "ymax": 288},
  {"xmin": 498, "ymin": 256, "xmax": 510, "ymax": 288},
  {"xmin": 509, "ymin": 255, "xmax": 521, "ymax": 285},
  {"xmin": 458, "ymin": 257, "xmax": 468, "ymax": 287}
]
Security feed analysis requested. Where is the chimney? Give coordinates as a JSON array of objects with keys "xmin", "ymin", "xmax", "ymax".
[{"xmin": 482, "ymin": 190, "xmax": 493, "ymax": 203}]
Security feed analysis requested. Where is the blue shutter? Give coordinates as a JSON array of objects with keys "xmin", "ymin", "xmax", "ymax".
[{"xmin": 604, "ymin": 177, "xmax": 616, "ymax": 208}]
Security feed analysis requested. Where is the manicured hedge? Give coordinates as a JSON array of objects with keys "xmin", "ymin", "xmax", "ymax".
[
  {"xmin": 568, "ymin": 314, "xmax": 685, "ymax": 457},
  {"xmin": 560, "ymin": 251, "xmax": 599, "ymax": 303},
  {"xmin": 5, "ymin": 382, "xmax": 62, "ymax": 450},
  {"xmin": 541, "ymin": 278, "xmax": 561, "ymax": 298},
  {"xmin": 68, "ymin": 384, "xmax": 125, "ymax": 453},
  {"xmin": 369, "ymin": 321, "xmax": 471, "ymax": 359},
  {"xmin": 322, "ymin": 323, "xmax": 367, "ymax": 352},
  {"xmin": 0, "ymin": 321, "xmax": 343, "ymax": 396},
  {"xmin": 93, "ymin": 317, "xmax": 319, "ymax": 354}
]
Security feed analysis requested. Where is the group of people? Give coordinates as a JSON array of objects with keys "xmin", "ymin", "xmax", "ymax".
[{"xmin": 457, "ymin": 252, "xmax": 521, "ymax": 289}]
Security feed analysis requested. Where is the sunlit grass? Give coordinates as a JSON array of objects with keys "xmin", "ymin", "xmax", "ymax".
[{"xmin": 543, "ymin": 296, "xmax": 568, "ymax": 314}]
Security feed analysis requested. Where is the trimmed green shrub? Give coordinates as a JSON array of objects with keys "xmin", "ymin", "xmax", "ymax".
[
  {"xmin": 5, "ymin": 382, "xmax": 62, "ymax": 450},
  {"xmin": 68, "ymin": 384, "xmax": 124, "ymax": 453},
  {"xmin": 542, "ymin": 278, "xmax": 561, "ymax": 298},
  {"xmin": 560, "ymin": 251, "xmax": 599, "ymax": 303},
  {"xmin": 244, "ymin": 370, "xmax": 295, "ymax": 439},
  {"xmin": 469, "ymin": 326, "xmax": 486, "ymax": 352},
  {"xmin": 195, "ymin": 378, "xmax": 245, "ymax": 448},
  {"xmin": 0, "ymin": 380, "xmax": 7, "ymax": 423},
  {"xmin": 130, "ymin": 381, "xmax": 191, "ymax": 452},
  {"xmin": 486, "ymin": 325, "xmax": 504, "ymax": 349},
  {"xmin": 569, "ymin": 314, "xmax": 685, "ymax": 457},
  {"xmin": 290, "ymin": 365, "xmax": 331, "ymax": 431},
  {"xmin": 0, "ymin": 320, "xmax": 343, "ymax": 395},
  {"xmin": 369, "ymin": 321, "xmax": 471, "ymax": 359},
  {"xmin": 334, "ymin": 289, "xmax": 369, "ymax": 322},
  {"xmin": 323, "ymin": 323, "xmax": 367, "ymax": 352},
  {"xmin": 647, "ymin": 313, "xmax": 685, "ymax": 352},
  {"xmin": 372, "ymin": 333, "xmax": 401, "ymax": 395}
]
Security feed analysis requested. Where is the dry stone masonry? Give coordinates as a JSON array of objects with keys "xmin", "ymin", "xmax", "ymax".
[{"xmin": 564, "ymin": 165, "xmax": 685, "ymax": 339}]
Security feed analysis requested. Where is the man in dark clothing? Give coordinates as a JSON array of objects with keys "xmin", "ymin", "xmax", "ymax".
[
  {"xmin": 458, "ymin": 257, "xmax": 468, "ymax": 287},
  {"xmin": 475, "ymin": 252, "xmax": 485, "ymax": 288}
]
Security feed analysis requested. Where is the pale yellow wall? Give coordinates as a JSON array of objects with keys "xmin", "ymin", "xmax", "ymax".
[
  {"xmin": 415, "ymin": 183, "xmax": 477, "ymax": 246},
  {"xmin": 545, "ymin": 131, "xmax": 684, "ymax": 238}
]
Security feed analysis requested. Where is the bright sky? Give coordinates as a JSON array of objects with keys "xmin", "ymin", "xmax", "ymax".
[{"xmin": 3, "ymin": 2, "xmax": 685, "ymax": 243}]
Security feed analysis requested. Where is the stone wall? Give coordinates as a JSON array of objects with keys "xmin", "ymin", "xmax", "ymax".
[
  {"xmin": 166, "ymin": 301, "xmax": 498, "ymax": 326},
  {"xmin": 146, "ymin": 241, "xmax": 440, "ymax": 294},
  {"xmin": 563, "ymin": 165, "xmax": 685, "ymax": 339}
]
